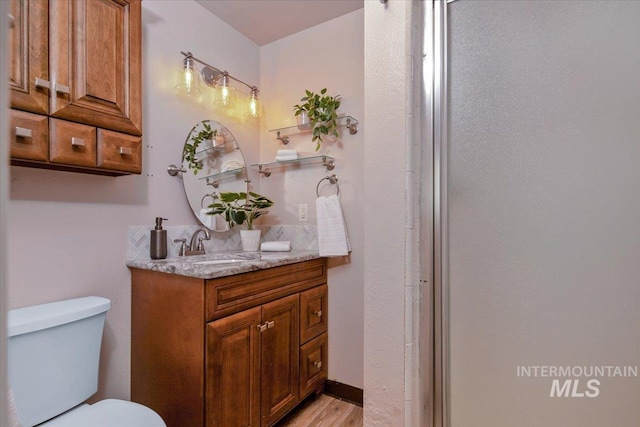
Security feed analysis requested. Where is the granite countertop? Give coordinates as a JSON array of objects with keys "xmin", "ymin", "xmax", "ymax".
[{"xmin": 126, "ymin": 250, "xmax": 321, "ymax": 279}]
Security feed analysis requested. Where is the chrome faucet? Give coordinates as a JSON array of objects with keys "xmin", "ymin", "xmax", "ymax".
[
  {"xmin": 188, "ymin": 228, "xmax": 211, "ymax": 255},
  {"xmin": 174, "ymin": 228, "xmax": 211, "ymax": 256}
]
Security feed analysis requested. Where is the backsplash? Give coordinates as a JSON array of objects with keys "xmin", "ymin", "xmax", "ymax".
[{"xmin": 127, "ymin": 224, "xmax": 318, "ymax": 261}]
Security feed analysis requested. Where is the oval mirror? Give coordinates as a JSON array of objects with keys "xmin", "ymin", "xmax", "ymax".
[{"xmin": 181, "ymin": 120, "xmax": 248, "ymax": 232}]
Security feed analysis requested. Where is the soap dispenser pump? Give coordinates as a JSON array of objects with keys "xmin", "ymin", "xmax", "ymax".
[{"xmin": 150, "ymin": 217, "xmax": 168, "ymax": 259}]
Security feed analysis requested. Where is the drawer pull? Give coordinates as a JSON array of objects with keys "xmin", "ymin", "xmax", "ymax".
[
  {"xmin": 71, "ymin": 137, "xmax": 86, "ymax": 148},
  {"xmin": 55, "ymin": 83, "xmax": 70, "ymax": 94},
  {"xmin": 266, "ymin": 321, "xmax": 275, "ymax": 329},
  {"xmin": 313, "ymin": 361, "xmax": 322, "ymax": 369},
  {"xmin": 35, "ymin": 77, "xmax": 50, "ymax": 89},
  {"xmin": 8, "ymin": 13, "xmax": 15, "ymax": 29},
  {"xmin": 119, "ymin": 147, "xmax": 132, "ymax": 156},
  {"xmin": 313, "ymin": 310, "xmax": 322, "ymax": 318},
  {"xmin": 257, "ymin": 323, "xmax": 267, "ymax": 333},
  {"xmin": 15, "ymin": 127, "xmax": 32, "ymax": 138}
]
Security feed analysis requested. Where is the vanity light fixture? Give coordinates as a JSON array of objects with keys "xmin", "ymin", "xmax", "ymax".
[{"xmin": 176, "ymin": 51, "xmax": 260, "ymax": 119}]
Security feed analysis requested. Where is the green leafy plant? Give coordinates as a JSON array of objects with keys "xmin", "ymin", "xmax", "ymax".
[
  {"xmin": 183, "ymin": 122, "xmax": 218, "ymax": 174},
  {"xmin": 293, "ymin": 88, "xmax": 341, "ymax": 151},
  {"xmin": 207, "ymin": 191, "xmax": 274, "ymax": 230}
]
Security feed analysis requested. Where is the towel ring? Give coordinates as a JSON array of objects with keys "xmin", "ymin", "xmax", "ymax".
[
  {"xmin": 316, "ymin": 174, "xmax": 340, "ymax": 197},
  {"xmin": 201, "ymin": 192, "xmax": 218, "ymax": 208}
]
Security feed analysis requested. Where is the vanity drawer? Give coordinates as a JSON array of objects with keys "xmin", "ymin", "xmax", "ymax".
[
  {"xmin": 49, "ymin": 118, "xmax": 96, "ymax": 167},
  {"xmin": 97, "ymin": 129, "xmax": 142, "ymax": 174},
  {"xmin": 206, "ymin": 258, "xmax": 327, "ymax": 321},
  {"xmin": 300, "ymin": 284, "xmax": 328, "ymax": 344},
  {"xmin": 10, "ymin": 109, "xmax": 48, "ymax": 162},
  {"xmin": 299, "ymin": 332, "xmax": 328, "ymax": 399}
]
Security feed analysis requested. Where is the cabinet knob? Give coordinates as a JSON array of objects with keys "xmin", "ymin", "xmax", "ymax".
[
  {"xmin": 34, "ymin": 77, "xmax": 50, "ymax": 90},
  {"xmin": 313, "ymin": 310, "xmax": 322, "ymax": 318},
  {"xmin": 313, "ymin": 361, "xmax": 322, "ymax": 369},
  {"xmin": 8, "ymin": 13, "xmax": 15, "ymax": 29},
  {"xmin": 257, "ymin": 323, "xmax": 267, "ymax": 333},
  {"xmin": 15, "ymin": 127, "xmax": 32, "ymax": 139},
  {"xmin": 71, "ymin": 137, "xmax": 86, "ymax": 148},
  {"xmin": 119, "ymin": 147, "xmax": 132, "ymax": 156}
]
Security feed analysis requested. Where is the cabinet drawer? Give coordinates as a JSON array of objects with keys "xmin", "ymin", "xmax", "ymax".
[
  {"xmin": 49, "ymin": 118, "xmax": 96, "ymax": 167},
  {"xmin": 10, "ymin": 109, "xmax": 48, "ymax": 162},
  {"xmin": 299, "ymin": 332, "xmax": 328, "ymax": 399},
  {"xmin": 206, "ymin": 258, "xmax": 326, "ymax": 321},
  {"xmin": 97, "ymin": 129, "xmax": 142, "ymax": 174},
  {"xmin": 300, "ymin": 284, "xmax": 328, "ymax": 344}
]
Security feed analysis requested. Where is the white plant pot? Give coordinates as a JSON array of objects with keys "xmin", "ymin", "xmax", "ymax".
[
  {"xmin": 296, "ymin": 111, "xmax": 311, "ymax": 130},
  {"xmin": 240, "ymin": 229, "xmax": 261, "ymax": 252}
]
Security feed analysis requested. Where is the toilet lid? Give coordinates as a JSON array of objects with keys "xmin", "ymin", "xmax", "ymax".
[{"xmin": 41, "ymin": 399, "xmax": 166, "ymax": 427}]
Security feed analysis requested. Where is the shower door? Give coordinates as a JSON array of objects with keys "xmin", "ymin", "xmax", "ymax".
[{"xmin": 440, "ymin": 1, "xmax": 640, "ymax": 426}]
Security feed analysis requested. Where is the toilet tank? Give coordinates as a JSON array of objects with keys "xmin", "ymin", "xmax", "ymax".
[{"xmin": 7, "ymin": 296, "xmax": 111, "ymax": 427}]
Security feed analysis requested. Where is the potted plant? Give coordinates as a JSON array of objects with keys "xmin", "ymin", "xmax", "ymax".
[
  {"xmin": 293, "ymin": 88, "xmax": 341, "ymax": 151},
  {"xmin": 183, "ymin": 122, "xmax": 220, "ymax": 174},
  {"xmin": 207, "ymin": 191, "xmax": 274, "ymax": 251}
]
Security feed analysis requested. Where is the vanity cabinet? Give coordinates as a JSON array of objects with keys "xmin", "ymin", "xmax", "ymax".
[
  {"xmin": 131, "ymin": 259, "xmax": 328, "ymax": 427},
  {"xmin": 8, "ymin": 0, "xmax": 142, "ymax": 176}
]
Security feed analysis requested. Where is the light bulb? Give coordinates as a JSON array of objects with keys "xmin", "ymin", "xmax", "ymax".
[
  {"xmin": 213, "ymin": 73, "xmax": 236, "ymax": 108},
  {"xmin": 174, "ymin": 56, "xmax": 201, "ymax": 97},
  {"xmin": 246, "ymin": 87, "xmax": 262, "ymax": 120}
]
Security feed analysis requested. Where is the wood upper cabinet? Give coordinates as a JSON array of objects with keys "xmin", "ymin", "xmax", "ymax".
[
  {"xmin": 8, "ymin": 0, "xmax": 143, "ymax": 176},
  {"xmin": 49, "ymin": 0, "xmax": 142, "ymax": 136},
  {"xmin": 9, "ymin": 0, "xmax": 49, "ymax": 115}
]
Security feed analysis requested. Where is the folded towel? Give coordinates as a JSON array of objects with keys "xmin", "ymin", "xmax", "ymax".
[
  {"xmin": 260, "ymin": 241, "xmax": 291, "ymax": 252},
  {"xmin": 220, "ymin": 159, "xmax": 244, "ymax": 172},
  {"xmin": 9, "ymin": 387, "xmax": 21, "ymax": 427},
  {"xmin": 316, "ymin": 195, "xmax": 351, "ymax": 257},
  {"xmin": 275, "ymin": 155, "xmax": 299, "ymax": 162},
  {"xmin": 277, "ymin": 149, "xmax": 298, "ymax": 157}
]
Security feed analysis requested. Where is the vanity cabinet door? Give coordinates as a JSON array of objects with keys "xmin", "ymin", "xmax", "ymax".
[
  {"xmin": 9, "ymin": 0, "xmax": 49, "ymax": 115},
  {"xmin": 260, "ymin": 294, "xmax": 299, "ymax": 427},
  {"xmin": 49, "ymin": 0, "xmax": 142, "ymax": 136},
  {"xmin": 299, "ymin": 332, "xmax": 328, "ymax": 399},
  {"xmin": 206, "ymin": 307, "xmax": 261, "ymax": 427}
]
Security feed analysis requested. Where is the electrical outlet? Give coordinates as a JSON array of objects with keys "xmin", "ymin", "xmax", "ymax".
[{"xmin": 298, "ymin": 204, "xmax": 308, "ymax": 222}]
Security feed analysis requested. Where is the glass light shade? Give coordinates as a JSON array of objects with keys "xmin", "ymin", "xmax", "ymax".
[
  {"xmin": 213, "ymin": 75, "xmax": 236, "ymax": 107},
  {"xmin": 174, "ymin": 57, "xmax": 201, "ymax": 97},
  {"xmin": 246, "ymin": 89, "xmax": 262, "ymax": 119}
]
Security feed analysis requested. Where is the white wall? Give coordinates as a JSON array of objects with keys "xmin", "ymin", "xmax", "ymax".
[
  {"xmin": 259, "ymin": 9, "xmax": 365, "ymax": 389},
  {"xmin": 7, "ymin": 0, "xmax": 260, "ymax": 400},
  {"xmin": 363, "ymin": 1, "xmax": 415, "ymax": 425}
]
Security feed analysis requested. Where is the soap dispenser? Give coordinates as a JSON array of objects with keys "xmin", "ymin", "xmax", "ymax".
[{"xmin": 150, "ymin": 217, "xmax": 168, "ymax": 259}]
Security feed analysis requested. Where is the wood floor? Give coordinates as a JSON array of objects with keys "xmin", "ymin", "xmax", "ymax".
[{"xmin": 276, "ymin": 394, "xmax": 363, "ymax": 427}]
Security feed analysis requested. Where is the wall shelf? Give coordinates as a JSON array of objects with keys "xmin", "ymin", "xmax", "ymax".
[
  {"xmin": 268, "ymin": 115, "xmax": 359, "ymax": 145},
  {"xmin": 251, "ymin": 155, "xmax": 335, "ymax": 177},
  {"xmin": 197, "ymin": 166, "xmax": 245, "ymax": 187}
]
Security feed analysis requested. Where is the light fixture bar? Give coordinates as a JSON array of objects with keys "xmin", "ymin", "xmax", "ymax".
[{"xmin": 180, "ymin": 51, "xmax": 257, "ymax": 92}]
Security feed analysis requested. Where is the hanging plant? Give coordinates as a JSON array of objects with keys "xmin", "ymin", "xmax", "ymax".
[{"xmin": 183, "ymin": 122, "xmax": 217, "ymax": 174}]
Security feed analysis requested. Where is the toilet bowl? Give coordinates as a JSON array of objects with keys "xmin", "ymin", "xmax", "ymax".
[{"xmin": 7, "ymin": 297, "xmax": 166, "ymax": 427}]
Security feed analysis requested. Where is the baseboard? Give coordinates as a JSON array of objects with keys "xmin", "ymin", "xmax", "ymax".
[{"xmin": 323, "ymin": 380, "xmax": 363, "ymax": 407}]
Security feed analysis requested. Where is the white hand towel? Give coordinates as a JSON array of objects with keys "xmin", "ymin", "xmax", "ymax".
[
  {"xmin": 9, "ymin": 387, "xmax": 21, "ymax": 427},
  {"xmin": 316, "ymin": 195, "xmax": 351, "ymax": 257},
  {"xmin": 275, "ymin": 156, "xmax": 299, "ymax": 162},
  {"xmin": 277, "ymin": 149, "xmax": 298, "ymax": 157},
  {"xmin": 260, "ymin": 241, "xmax": 291, "ymax": 252}
]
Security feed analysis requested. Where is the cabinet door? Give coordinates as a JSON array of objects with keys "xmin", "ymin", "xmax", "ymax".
[
  {"xmin": 97, "ymin": 128, "xmax": 142, "ymax": 174},
  {"xmin": 299, "ymin": 332, "xmax": 328, "ymax": 399},
  {"xmin": 9, "ymin": 0, "xmax": 49, "ymax": 115},
  {"xmin": 49, "ymin": 118, "xmax": 96, "ymax": 167},
  {"xmin": 207, "ymin": 307, "xmax": 261, "ymax": 427},
  {"xmin": 49, "ymin": 0, "xmax": 142, "ymax": 136},
  {"xmin": 260, "ymin": 294, "xmax": 299, "ymax": 427}
]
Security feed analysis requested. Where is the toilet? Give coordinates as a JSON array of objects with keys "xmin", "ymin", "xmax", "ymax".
[{"xmin": 7, "ymin": 296, "xmax": 166, "ymax": 427}]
